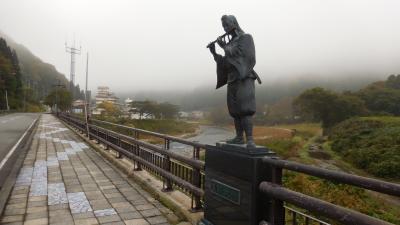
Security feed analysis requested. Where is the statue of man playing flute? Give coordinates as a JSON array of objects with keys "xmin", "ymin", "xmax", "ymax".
[{"xmin": 208, "ymin": 15, "xmax": 262, "ymax": 148}]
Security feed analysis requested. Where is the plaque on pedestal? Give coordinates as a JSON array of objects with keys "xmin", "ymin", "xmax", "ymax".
[{"xmin": 201, "ymin": 142, "xmax": 276, "ymax": 225}]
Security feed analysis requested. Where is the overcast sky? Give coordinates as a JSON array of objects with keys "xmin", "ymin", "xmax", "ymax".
[{"xmin": 1, "ymin": 0, "xmax": 400, "ymax": 93}]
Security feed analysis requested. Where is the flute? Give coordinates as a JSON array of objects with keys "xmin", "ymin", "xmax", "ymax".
[{"xmin": 206, "ymin": 33, "xmax": 230, "ymax": 48}]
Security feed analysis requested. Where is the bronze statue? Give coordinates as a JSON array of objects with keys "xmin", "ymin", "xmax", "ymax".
[{"xmin": 208, "ymin": 15, "xmax": 261, "ymax": 148}]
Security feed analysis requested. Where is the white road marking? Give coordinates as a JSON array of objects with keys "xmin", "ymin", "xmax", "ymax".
[{"xmin": 0, "ymin": 117, "xmax": 38, "ymax": 171}]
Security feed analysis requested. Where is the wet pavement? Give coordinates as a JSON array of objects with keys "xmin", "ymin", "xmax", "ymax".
[{"xmin": 0, "ymin": 114, "xmax": 174, "ymax": 225}]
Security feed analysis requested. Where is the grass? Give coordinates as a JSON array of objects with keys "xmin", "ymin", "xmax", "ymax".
[
  {"xmin": 253, "ymin": 126, "xmax": 294, "ymax": 139},
  {"xmin": 253, "ymin": 123, "xmax": 321, "ymax": 161},
  {"xmin": 91, "ymin": 115, "xmax": 199, "ymax": 144}
]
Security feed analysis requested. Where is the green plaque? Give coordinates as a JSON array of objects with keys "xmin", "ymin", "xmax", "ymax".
[{"xmin": 210, "ymin": 179, "xmax": 241, "ymax": 205}]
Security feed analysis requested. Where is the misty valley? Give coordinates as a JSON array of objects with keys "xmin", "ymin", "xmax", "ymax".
[{"xmin": 1, "ymin": 2, "xmax": 400, "ymax": 224}]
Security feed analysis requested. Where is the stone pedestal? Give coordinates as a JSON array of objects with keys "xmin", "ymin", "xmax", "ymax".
[{"xmin": 200, "ymin": 142, "xmax": 276, "ymax": 225}]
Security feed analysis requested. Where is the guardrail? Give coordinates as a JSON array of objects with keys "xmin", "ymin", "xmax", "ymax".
[
  {"xmin": 58, "ymin": 113, "xmax": 205, "ymax": 210},
  {"xmin": 259, "ymin": 158, "xmax": 400, "ymax": 225}
]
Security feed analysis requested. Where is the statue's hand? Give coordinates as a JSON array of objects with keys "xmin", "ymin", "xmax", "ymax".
[
  {"xmin": 208, "ymin": 42, "xmax": 216, "ymax": 54},
  {"xmin": 217, "ymin": 36, "xmax": 226, "ymax": 48}
]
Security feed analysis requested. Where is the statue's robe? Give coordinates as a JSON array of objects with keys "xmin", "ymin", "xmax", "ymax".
[
  {"xmin": 214, "ymin": 33, "xmax": 261, "ymax": 118},
  {"xmin": 215, "ymin": 33, "xmax": 260, "ymax": 88}
]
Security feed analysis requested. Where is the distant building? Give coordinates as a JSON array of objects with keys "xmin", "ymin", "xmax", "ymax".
[
  {"xmin": 121, "ymin": 98, "xmax": 134, "ymax": 115},
  {"xmin": 95, "ymin": 86, "xmax": 118, "ymax": 106},
  {"xmin": 92, "ymin": 108, "xmax": 105, "ymax": 115},
  {"xmin": 72, "ymin": 99, "xmax": 85, "ymax": 113},
  {"xmin": 124, "ymin": 98, "xmax": 133, "ymax": 106},
  {"xmin": 178, "ymin": 111, "xmax": 205, "ymax": 120},
  {"xmin": 190, "ymin": 111, "xmax": 205, "ymax": 119},
  {"xmin": 130, "ymin": 112, "xmax": 154, "ymax": 120},
  {"xmin": 178, "ymin": 111, "xmax": 190, "ymax": 119}
]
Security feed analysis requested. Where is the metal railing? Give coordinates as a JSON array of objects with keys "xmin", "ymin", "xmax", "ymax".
[
  {"xmin": 260, "ymin": 157, "xmax": 400, "ymax": 225},
  {"xmin": 284, "ymin": 206, "xmax": 330, "ymax": 225},
  {"xmin": 59, "ymin": 113, "xmax": 205, "ymax": 210}
]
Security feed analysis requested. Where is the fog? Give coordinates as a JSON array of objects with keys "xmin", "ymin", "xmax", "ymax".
[{"xmin": 1, "ymin": 0, "xmax": 400, "ymax": 94}]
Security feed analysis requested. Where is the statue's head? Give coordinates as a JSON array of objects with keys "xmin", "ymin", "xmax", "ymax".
[{"xmin": 221, "ymin": 15, "xmax": 244, "ymax": 34}]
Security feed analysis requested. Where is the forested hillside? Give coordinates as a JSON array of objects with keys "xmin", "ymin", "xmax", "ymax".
[
  {"xmin": 0, "ymin": 31, "xmax": 84, "ymax": 106},
  {"xmin": 294, "ymin": 75, "xmax": 400, "ymax": 132},
  {"xmin": 0, "ymin": 38, "xmax": 22, "ymax": 109}
]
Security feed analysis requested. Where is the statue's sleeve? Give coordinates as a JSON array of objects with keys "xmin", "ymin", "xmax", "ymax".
[
  {"xmin": 224, "ymin": 34, "xmax": 254, "ymax": 57},
  {"xmin": 214, "ymin": 54, "xmax": 228, "ymax": 89},
  {"xmin": 213, "ymin": 54, "xmax": 223, "ymax": 64},
  {"xmin": 224, "ymin": 34, "xmax": 256, "ymax": 80}
]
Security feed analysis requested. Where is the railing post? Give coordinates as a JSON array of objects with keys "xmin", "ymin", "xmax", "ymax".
[
  {"xmin": 271, "ymin": 166, "xmax": 285, "ymax": 225},
  {"xmin": 162, "ymin": 139, "xmax": 173, "ymax": 192},
  {"xmin": 115, "ymin": 137, "xmax": 122, "ymax": 158},
  {"xmin": 133, "ymin": 131, "xmax": 142, "ymax": 171},
  {"xmin": 95, "ymin": 127, "xmax": 100, "ymax": 144},
  {"xmin": 191, "ymin": 145, "xmax": 202, "ymax": 211},
  {"xmin": 86, "ymin": 115, "xmax": 90, "ymax": 139},
  {"xmin": 104, "ymin": 131, "xmax": 109, "ymax": 150},
  {"xmin": 292, "ymin": 211, "xmax": 297, "ymax": 225}
]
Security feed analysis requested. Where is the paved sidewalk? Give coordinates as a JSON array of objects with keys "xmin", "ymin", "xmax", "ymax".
[{"xmin": 1, "ymin": 114, "xmax": 173, "ymax": 225}]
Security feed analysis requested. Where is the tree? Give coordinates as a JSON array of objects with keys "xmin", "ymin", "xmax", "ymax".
[
  {"xmin": 0, "ymin": 38, "xmax": 23, "ymax": 109},
  {"xmin": 207, "ymin": 106, "xmax": 231, "ymax": 125},
  {"xmin": 130, "ymin": 100, "xmax": 157, "ymax": 119},
  {"xmin": 386, "ymin": 74, "xmax": 400, "ymax": 89},
  {"xmin": 44, "ymin": 89, "xmax": 72, "ymax": 111},
  {"xmin": 97, "ymin": 101, "xmax": 121, "ymax": 117},
  {"xmin": 293, "ymin": 87, "xmax": 366, "ymax": 133},
  {"xmin": 158, "ymin": 102, "xmax": 179, "ymax": 119},
  {"xmin": 130, "ymin": 101, "xmax": 180, "ymax": 119},
  {"xmin": 356, "ymin": 77, "xmax": 400, "ymax": 116}
]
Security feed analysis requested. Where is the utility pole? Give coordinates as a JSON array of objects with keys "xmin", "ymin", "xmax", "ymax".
[
  {"xmin": 23, "ymin": 88, "xmax": 26, "ymax": 112},
  {"xmin": 5, "ymin": 90, "xmax": 9, "ymax": 111},
  {"xmin": 84, "ymin": 52, "xmax": 90, "ymax": 137},
  {"xmin": 53, "ymin": 81, "xmax": 66, "ymax": 115},
  {"xmin": 65, "ymin": 40, "xmax": 81, "ymax": 100}
]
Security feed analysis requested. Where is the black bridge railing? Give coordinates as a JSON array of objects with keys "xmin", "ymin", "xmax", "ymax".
[
  {"xmin": 260, "ymin": 158, "xmax": 400, "ymax": 225},
  {"xmin": 59, "ymin": 113, "xmax": 205, "ymax": 210},
  {"xmin": 58, "ymin": 113, "xmax": 400, "ymax": 225}
]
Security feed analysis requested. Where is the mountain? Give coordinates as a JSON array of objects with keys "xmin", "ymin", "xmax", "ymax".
[{"xmin": 0, "ymin": 31, "xmax": 83, "ymax": 101}]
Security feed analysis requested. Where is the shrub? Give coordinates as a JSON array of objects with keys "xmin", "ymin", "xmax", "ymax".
[{"xmin": 330, "ymin": 117, "xmax": 400, "ymax": 178}]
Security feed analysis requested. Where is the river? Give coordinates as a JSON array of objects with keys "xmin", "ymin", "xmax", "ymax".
[{"xmin": 170, "ymin": 125, "xmax": 234, "ymax": 156}]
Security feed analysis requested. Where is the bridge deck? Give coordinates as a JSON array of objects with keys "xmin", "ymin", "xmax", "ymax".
[{"xmin": 0, "ymin": 114, "xmax": 173, "ymax": 225}]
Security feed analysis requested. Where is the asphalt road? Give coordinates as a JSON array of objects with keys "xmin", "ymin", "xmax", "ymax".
[{"xmin": 0, "ymin": 113, "xmax": 39, "ymax": 165}]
